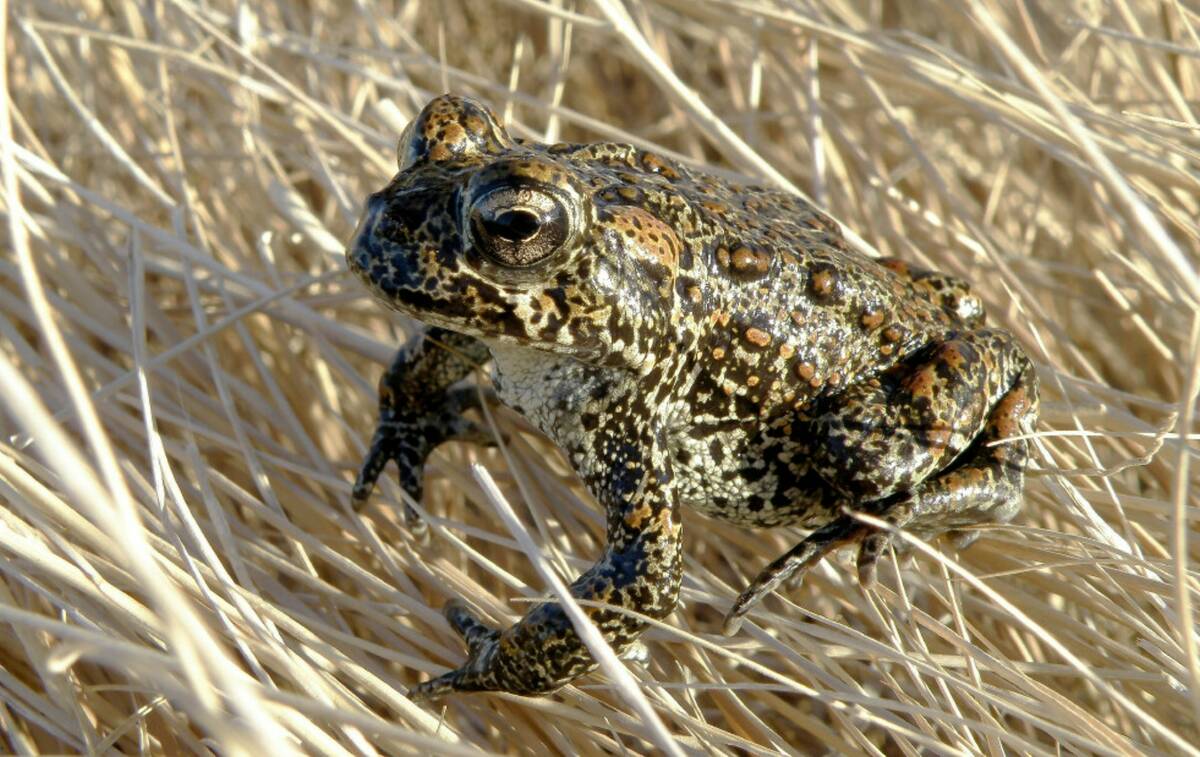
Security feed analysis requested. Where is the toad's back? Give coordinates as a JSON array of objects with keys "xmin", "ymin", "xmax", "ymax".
[
  {"xmin": 547, "ymin": 143, "xmax": 974, "ymax": 412},
  {"xmin": 615, "ymin": 165, "xmax": 980, "ymax": 526},
  {"xmin": 674, "ymin": 186, "xmax": 958, "ymax": 410}
]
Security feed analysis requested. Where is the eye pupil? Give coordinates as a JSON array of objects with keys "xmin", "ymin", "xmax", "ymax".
[{"xmin": 484, "ymin": 209, "xmax": 540, "ymax": 242}]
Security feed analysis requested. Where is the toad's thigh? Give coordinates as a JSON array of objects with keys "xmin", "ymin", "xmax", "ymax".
[{"xmin": 807, "ymin": 328, "xmax": 1029, "ymax": 502}]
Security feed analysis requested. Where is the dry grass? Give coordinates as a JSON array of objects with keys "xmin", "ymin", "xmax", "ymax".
[{"xmin": 1, "ymin": 0, "xmax": 1198, "ymax": 753}]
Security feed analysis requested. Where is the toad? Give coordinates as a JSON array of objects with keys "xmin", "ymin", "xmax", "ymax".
[{"xmin": 346, "ymin": 95, "xmax": 1039, "ymax": 701}]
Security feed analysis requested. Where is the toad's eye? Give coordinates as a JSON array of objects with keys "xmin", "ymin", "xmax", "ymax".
[{"xmin": 468, "ymin": 185, "xmax": 571, "ymax": 267}]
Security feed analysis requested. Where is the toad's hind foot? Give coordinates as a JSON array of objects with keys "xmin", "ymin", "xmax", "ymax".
[
  {"xmin": 407, "ymin": 600, "xmax": 503, "ymax": 704},
  {"xmin": 721, "ymin": 514, "xmax": 868, "ymax": 635}
]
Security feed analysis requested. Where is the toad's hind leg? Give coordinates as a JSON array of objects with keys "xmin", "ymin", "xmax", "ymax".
[
  {"xmin": 852, "ymin": 365, "xmax": 1037, "ymax": 586},
  {"xmin": 723, "ymin": 332, "xmax": 1038, "ymax": 634}
]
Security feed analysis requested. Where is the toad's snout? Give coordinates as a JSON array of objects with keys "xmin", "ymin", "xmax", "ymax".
[
  {"xmin": 346, "ymin": 191, "xmax": 388, "ymax": 280},
  {"xmin": 345, "ymin": 190, "xmax": 430, "ymax": 302}
]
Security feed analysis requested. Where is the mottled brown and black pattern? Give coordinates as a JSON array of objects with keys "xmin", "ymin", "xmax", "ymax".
[{"xmin": 347, "ymin": 95, "xmax": 1040, "ymax": 700}]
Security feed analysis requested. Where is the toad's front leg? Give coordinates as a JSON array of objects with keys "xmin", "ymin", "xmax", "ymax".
[
  {"xmin": 409, "ymin": 429, "xmax": 681, "ymax": 700},
  {"xmin": 353, "ymin": 327, "xmax": 492, "ymax": 529}
]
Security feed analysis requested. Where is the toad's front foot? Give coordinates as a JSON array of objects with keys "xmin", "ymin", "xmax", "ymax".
[
  {"xmin": 407, "ymin": 602, "xmax": 650, "ymax": 703},
  {"xmin": 352, "ymin": 327, "xmax": 493, "ymax": 529},
  {"xmin": 351, "ymin": 407, "xmax": 428, "ymax": 527},
  {"xmin": 407, "ymin": 600, "xmax": 505, "ymax": 703},
  {"xmin": 407, "ymin": 598, "xmax": 598, "ymax": 702},
  {"xmin": 352, "ymin": 385, "xmax": 492, "ymax": 530}
]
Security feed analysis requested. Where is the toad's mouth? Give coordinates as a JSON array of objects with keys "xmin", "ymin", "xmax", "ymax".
[{"xmin": 382, "ymin": 283, "xmax": 607, "ymax": 362}]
